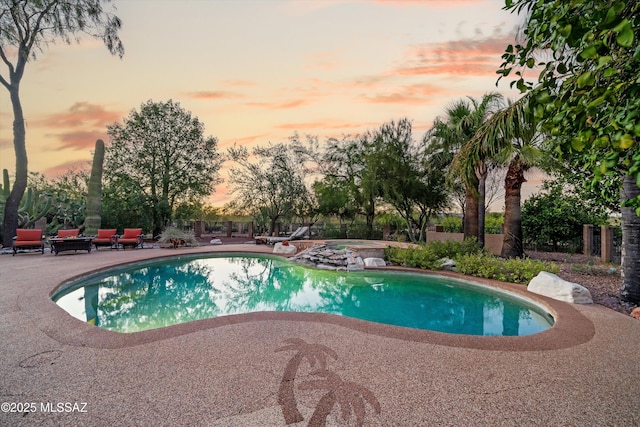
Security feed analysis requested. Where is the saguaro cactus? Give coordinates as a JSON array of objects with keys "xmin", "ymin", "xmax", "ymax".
[
  {"xmin": 83, "ymin": 139, "xmax": 105, "ymax": 236},
  {"xmin": 18, "ymin": 187, "xmax": 53, "ymax": 228},
  {"xmin": 0, "ymin": 169, "xmax": 52, "ymax": 230}
]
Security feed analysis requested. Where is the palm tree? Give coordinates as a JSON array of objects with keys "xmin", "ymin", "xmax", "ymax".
[
  {"xmin": 275, "ymin": 338, "xmax": 337, "ymax": 424},
  {"xmin": 469, "ymin": 95, "xmax": 544, "ymax": 258},
  {"xmin": 427, "ymin": 93, "xmax": 504, "ymax": 246},
  {"xmin": 298, "ymin": 369, "xmax": 381, "ymax": 427},
  {"xmin": 620, "ymin": 175, "xmax": 640, "ymax": 303}
]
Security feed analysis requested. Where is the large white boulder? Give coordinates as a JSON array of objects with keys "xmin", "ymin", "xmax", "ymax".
[
  {"xmin": 438, "ymin": 257, "xmax": 456, "ymax": 271},
  {"xmin": 273, "ymin": 242, "xmax": 297, "ymax": 255},
  {"xmin": 364, "ymin": 257, "xmax": 386, "ymax": 267},
  {"xmin": 527, "ymin": 271, "xmax": 593, "ymax": 304}
]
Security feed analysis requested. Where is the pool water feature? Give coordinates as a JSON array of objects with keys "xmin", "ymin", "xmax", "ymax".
[
  {"xmin": 323, "ymin": 240, "xmax": 386, "ymax": 259},
  {"xmin": 52, "ymin": 254, "xmax": 553, "ymax": 335}
]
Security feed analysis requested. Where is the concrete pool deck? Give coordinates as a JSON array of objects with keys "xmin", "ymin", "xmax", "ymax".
[{"xmin": 1, "ymin": 243, "xmax": 638, "ymax": 426}]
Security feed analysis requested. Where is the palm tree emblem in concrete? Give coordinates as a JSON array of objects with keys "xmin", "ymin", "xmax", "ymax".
[
  {"xmin": 276, "ymin": 338, "xmax": 338, "ymax": 424},
  {"xmin": 298, "ymin": 369, "xmax": 381, "ymax": 427},
  {"xmin": 276, "ymin": 338, "xmax": 380, "ymax": 426}
]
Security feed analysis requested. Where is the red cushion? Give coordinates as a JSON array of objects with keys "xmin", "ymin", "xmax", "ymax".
[
  {"xmin": 14, "ymin": 240, "xmax": 43, "ymax": 246},
  {"xmin": 96, "ymin": 229, "xmax": 117, "ymax": 238},
  {"xmin": 16, "ymin": 229, "xmax": 43, "ymax": 241},
  {"xmin": 57, "ymin": 229, "xmax": 79, "ymax": 238},
  {"xmin": 122, "ymin": 228, "xmax": 142, "ymax": 239}
]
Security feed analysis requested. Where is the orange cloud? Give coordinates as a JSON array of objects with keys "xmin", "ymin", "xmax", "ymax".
[
  {"xmin": 0, "ymin": 136, "xmax": 11, "ymax": 150},
  {"xmin": 304, "ymin": 50, "xmax": 346, "ymax": 71},
  {"xmin": 46, "ymin": 130, "xmax": 109, "ymax": 151},
  {"xmin": 229, "ymin": 134, "xmax": 272, "ymax": 146},
  {"xmin": 43, "ymin": 159, "xmax": 91, "ymax": 178},
  {"xmin": 375, "ymin": 0, "xmax": 484, "ymax": 6},
  {"xmin": 185, "ymin": 90, "xmax": 244, "ymax": 100},
  {"xmin": 395, "ymin": 32, "xmax": 516, "ymax": 77},
  {"xmin": 34, "ymin": 102, "xmax": 121, "ymax": 129},
  {"xmin": 244, "ymin": 99, "xmax": 309, "ymax": 109},
  {"xmin": 275, "ymin": 120, "xmax": 377, "ymax": 131},
  {"xmin": 223, "ymin": 80, "xmax": 256, "ymax": 87},
  {"xmin": 363, "ymin": 83, "xmax": 444, "ymax": 105},
  {"xmin": 28, "ymin": 102, "xmax": 118, "ymax": 151}
]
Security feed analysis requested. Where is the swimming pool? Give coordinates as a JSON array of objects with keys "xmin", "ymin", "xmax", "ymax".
[{"xmin": 52, "ymin": 254, "xmax": 553, "ymax": 336}]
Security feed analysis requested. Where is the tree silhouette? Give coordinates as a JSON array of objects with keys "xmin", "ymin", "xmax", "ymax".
[
  {"xmin": 275, "ymin": 338, "xmax": 337, "ymax": 424},
  {"xmin": 298, "ymin": 369, "xmax": 381, "ymax": 427}
]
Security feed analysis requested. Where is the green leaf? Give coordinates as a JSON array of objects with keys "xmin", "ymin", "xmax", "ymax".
[
  {"xmin": 560, "ymin": 24, "xmax": 572, "ymax": 38},
  {"xmin": 587, "ymin": 96, "xmax": 606, "ymax": 109},
  {"xmin": 576, "ymin": 71, "xmax": 595, "ymax": 88},
  {"xmin": 602, "ymin": 6, "xmax": 618, "ymax": 28},
  {"xmin": 580, "ymin": 45, "xmax": 597, "ymax": 59},
  {"xmin": 536, "ymin": 90, "xmax": 551, "ymax": 103},
  {"xmin": 620, "ymin": 133, "xmax": 634, "ymax": 149},
  {"xmin": 614, "ymin": 20, "xmax": 634, "ymax": 48},
  {"xmin": 557, "ymin": 63, "xmax": 568, "ymax": 74},
  {"xmin": 571, "ymin": 137, "xmax": 585, "ymax": 152},
  {"xmin": 597, "ymin": 56, "xmax": 612, "ymax": 68}
]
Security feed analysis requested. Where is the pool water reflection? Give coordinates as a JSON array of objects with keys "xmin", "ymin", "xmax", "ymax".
[{"xmin": 53, "ymin": 254, "xmax": 553, "ymax": 335}]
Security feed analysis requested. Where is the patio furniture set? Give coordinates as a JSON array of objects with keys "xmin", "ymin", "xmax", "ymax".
[{"xmin": 11, "ymin": 228, "xmax": 144, "ymax": 256}]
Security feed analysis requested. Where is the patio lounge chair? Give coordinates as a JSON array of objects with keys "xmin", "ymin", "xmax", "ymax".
[
  {"xmin": 265, "ymin": 226, "xmax": 309, "ymax": 245},
  {"xmin": 12, "ymin": 229, "xmax": 45, "ymax": 256},
  {"xmin": 92, "ymin": 229, "xmax": 117, "ymax": 250},
  {"xmin": 117, "ymin": 228, "xmax": 143, "ymax": 250}
]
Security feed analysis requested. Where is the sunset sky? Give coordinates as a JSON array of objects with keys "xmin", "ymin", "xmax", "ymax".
[{"xmin": 0, "ymin": 0, "xmax": 539, "ymax": 208}]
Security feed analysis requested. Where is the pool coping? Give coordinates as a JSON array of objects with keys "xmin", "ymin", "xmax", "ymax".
[{"xmin": 21, "ymin": 246, "xmax": 594, "ymax": 352}]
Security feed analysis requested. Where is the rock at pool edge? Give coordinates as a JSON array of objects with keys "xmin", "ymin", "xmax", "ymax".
[{"xmin": 527, "ymin": 271, "xmax": 593, "ymax": 304}]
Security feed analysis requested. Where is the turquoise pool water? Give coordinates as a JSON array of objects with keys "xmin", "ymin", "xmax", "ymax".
[{"xmin": 52, "ymin": 254, "xmax": 553, "ymax": 335}]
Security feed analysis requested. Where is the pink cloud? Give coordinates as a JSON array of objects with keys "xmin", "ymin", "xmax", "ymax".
[
  {"xmin": 244, "ymin": 99, "xmax": 309, "ymax": 109},
  {"xmin": 394, "ymin": 32, "xmax": 516, "ymax": 77},
  {"xmin": 185, "ymin": 90, "xmax": 244, "ymax": 100},
  {"xmin": 275, "ymin": 120, "xmax": 377, "ymax": 131},
  {"xmin": 43, "ymin": 159, "xmax": 91, "ymax": 178},
  {"xmin": 230, "ymin": 134, "xmax": 272, "ymax": 145},
  {"xmin": 46, "ymin": 130, "xmax": 109, "ymax": 151},
  {"xmin": 223, "ymin": 80, "xmax": 257, "ymax": 87},
  {"xmin": 374, "ymin": 0, "xmax": 485, "ymax": 7},
  {"xmin": 304, "ymin": 50, "xmax": 347, "ymax": 71},
  {"xmin": 33, "ymin": 102, "xmax": 120, "ymax": 129},
  {"xmin": 27, "ymin": 102, "xmax": 118, "ymax": 151},
  {"xmin": 0, "ymin": 136, "xmax": 11, "ymax": 150},
  {"xmin": 363, "ymin": 83, "xmax": 445, "ymax": 105}
]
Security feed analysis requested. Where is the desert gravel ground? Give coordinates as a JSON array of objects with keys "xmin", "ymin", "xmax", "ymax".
[{"xmin": 527, "ymin": 251, "xmax": 637, "ymax": 316}]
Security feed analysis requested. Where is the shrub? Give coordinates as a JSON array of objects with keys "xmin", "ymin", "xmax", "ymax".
[
  {"xmin": 485, "ymin": 212, "xmax": 504, "ymax": 234},
  {"xmin": 385, "ymin": 238, "xmax": 558, "ymax": 284},
  {"xmin": 384, "ymin": 238, "xmax": 483, "ymax": 269},
  {"xmin": 455, "ymin": 253, "xmax": 559, "ymax": 284},
  {"xmin": 157, "ymin": 227, "xmax": 199, "ymax": 247},
  {"xmin": 522, "ymin": 180, "xmax": 609, "ymax": 252},
  {"xmin": 425, "ymin": 238, "xmax": 483, "ymax": 259},
  {"xmin": 385, "ymin": 245, "xmax": 440, "ymax": 269},
  {"xmin": 436, "ymin": 215, "xmax": 463, "ymax": 233}
]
